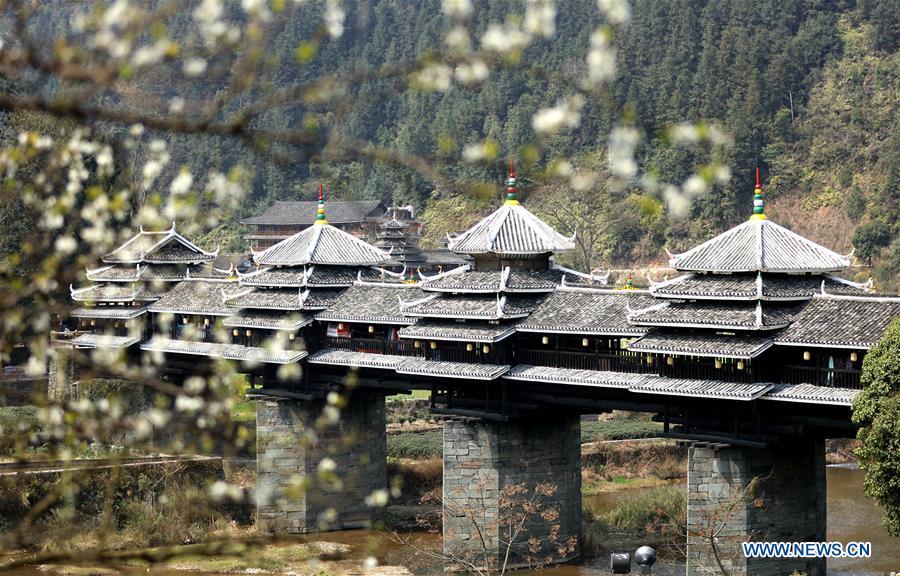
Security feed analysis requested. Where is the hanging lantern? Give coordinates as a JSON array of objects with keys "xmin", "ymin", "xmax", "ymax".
[
  {"xmin": 338, "ymin": 322, "xmax": 345, "ymax": 330},
  {"xmin": 466, "ymin": 343, "xmax": 473, "ymax": 352},
  {"xmin": 646, "ymin": 355, "xmax": 654, "ymax": 365},
  {"xmin": 233, "ymin": 329, "xmax": 239, "ymax": 337},
  {"xmin": 90, "ymin": 320, "xmax": 96, "ymax": 327},
  {"xmin": 204, "ymin": 318, "xmax": 209, "ymax": 326},
  {"xmin": 414, "ymin": 340, "xmax": 421, "ymax": 348},
  {"xmin": 183, "ymin": 316, "xmax": 189, "ymax": 324},
  {"xmin": 714, "ymin": 359, "xmax": 722, "ymax": 369},
  {"xmin": 582, "ymin": 338, "xmax": 589, "ymax": 347},
  {"xmin": 368, "ymin": 325, "xmax": 375, "ymax": 333},
  {"xmin": 483, "ymin": 344, "xmax": 490, "ymax": 354},
  {"xmin": 289, "ymin": 333, "xmax": 295, "ymax": 340},
  {"xmin": 246, "ymin": 330, "xmax": 252, "ymax": 337},
  {"xmin": 737, "ymin": 360, "xmax": 745, "ymax": 370},
  {"xmin": 803, "ymin": 350, "xmax": 811, "ymax": 361},
  {"xmin": 666, "ymin": 356, "xmax": 674, "ymax": 366},
  {"xmin": 850, "ymin": 351, "xmax": 858, "ymax": 362},
  {"xmin": 542, "ymin": 336, "xmax": 549, "ymax": 345},
  {"xmin": 430, "ymin": 341, "xmax": 437, "ymax": 349}
]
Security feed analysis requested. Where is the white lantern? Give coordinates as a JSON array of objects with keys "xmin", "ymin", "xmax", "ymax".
[
  {"xmin": 368, "ymin": 325, "xmax": 375, "ymax": 333},
  {"xmin": 542, "ymin": 336, "xmax": 549, "ymax": 345},
  {"xmin": 715, "ymin": 359, "xmax": 722, "ymax": 369},
  {"xmin": 737, "ymin": 360, "xmax": 745, "ymax": 370},
  {"xmin": 430, "ymin": 341, "xmax": 437, "ymax": 350},
  {"xmin": 803, "ymin": 350, "xmax": 811, "ymax": 361},
  {"xmin": 666, "ymin": 356, "xmax": 674, "ymax": 366},
  {"xmin": 483, "ymin": 344, "xmax": 490, "ymax": 354},
  {"xmin": 850, "ymin": 352, "xmax": 858, "ymax": 362},
  {"xmin": 466, "ymin": 343, "xmax": 473, "ymax": 352},
  {"xmin": 582, "ymin": 338, "xmax": 589, "ymax": 347},
  {"xmin": 233, "ymin": 329, "xmax": 239, "ymax": 337}
]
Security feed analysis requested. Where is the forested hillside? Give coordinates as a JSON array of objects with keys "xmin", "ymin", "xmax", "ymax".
[{"xmin": 2, "ymin": 0, "xmax": 898, "ymax": 285}]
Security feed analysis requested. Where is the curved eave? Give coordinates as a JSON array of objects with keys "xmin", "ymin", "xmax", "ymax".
[
  {"xmin": 515, "ymin": 325, "xmax": 647, "ymax": 336},
  {"xmin": 773, "ymin": 340, "xmax": 873, "ymax": 350},
  {"xmin": 627, "ymin": 319, "xmax": 791, "ymax": 331},
  {"xmin": 650, "ymin": 292, "xmax": 813, "ymax": 302},
  {"xmin": 314, "ymin": 314, "xmax": 415, "ymax": 326}
]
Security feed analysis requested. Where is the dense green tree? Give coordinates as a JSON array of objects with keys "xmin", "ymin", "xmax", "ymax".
[
  {"xmin": 853, "ymin": 222, "xmax": 892, "ymax": 264},
  {"xmin": 852, "ymin": 318, "xmax": 900, "ymax": 536}
]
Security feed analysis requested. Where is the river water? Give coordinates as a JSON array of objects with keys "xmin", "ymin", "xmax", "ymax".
[{"xmin": 2, "ymin": 465, "xmax": 896, "ymax": 575}]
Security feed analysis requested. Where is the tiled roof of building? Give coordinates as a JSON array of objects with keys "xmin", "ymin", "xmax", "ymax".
[
  {"xmin": 147, "ymin": 280, "xmax": 238, "ymax": 316},
  {"xmin": 307, "ymin": 350, "xmax": 407, "ymax": 369},
  {"xmin": 102, "ymin": 224, "xmax": 217, "ymax": 264},
  {"xmin": 222, "ymin": 311, "xmax": 313, "ymax": 331},
  {"xmin": 650, "ymin": 273, "xmax": 869, "ymax": 301},
  {"xmin": 628, "ymin": 300, "xmax": 804, "ymax": 330},
  {"xmin": 505, "ymin": 365, "xmax": 773, "ymax": 400},
  {"xmin": 398, "ymin": 320, "xmax": 520, "ymax": 343},
  {"xmin": 71, "ymin": 334, "xmax": 141, "ymax": 349},
  {"xmin": 395, "ymin": 357, "xmax": 510, "ymax": 380},
  {"xmin": 238, "ymin": 265, "xmax": 359, "ymax": 288},
  {"xmin": 241, "ymin": 200, "xmax": 385, "ymax": 226},
  {"xmin": 629, "ymin": 378, "xmax": 773, "ymax": 400},
  {"xmin": 518, "ymin": 289, "xmax": 653, "ymax": 335},
  {"xmin": 762, "ymin": 383, "xmax": 860, "ymax": 406},
  {"xmin": 401, "ymin": 294, "xmax": 546, "ymax": 320},
  {"xmin": 667, "ymin": 219, "xmax": 850, "ymax": 273},
  {"xmin": 70, "ymin": 283, "xmax": 143, "ymax": 303},
  {"xmin": 627, "ymin": 330, "xmax": 774, "ymax": 359},
  {"xmin": 253, "ymin": 223, "xmax": 389, "ymax": 267},
  {"xmin": 140, "ymin": 337, "xmax": 307, "ymax": 364},
  {"xmin": 71, "ymin": 306, "xmax": 148, "ymax": 319},
  {"xmin": 315, "ymin": 284, "xmax": 420, "ymax": 325},
  {"xmin": 225, "ymin": 288, "xmax": 304, "ymax": 311},
  {"xmin": 448, "ymin": 201, "xmax": 575, "ymax": 256},
  {"xmin": 773, "ymin": 295, "xmax": 900, "ymax": 349}
]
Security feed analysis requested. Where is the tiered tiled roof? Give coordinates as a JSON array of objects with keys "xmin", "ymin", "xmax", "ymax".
[
  {"xmin": 253, "ymin": 223, "xmax": 388, "ymax": 267},
  {"xmin": 650, "ymin": 273, "xmax": 870, "ymax": 301},
  {"xmin": 102, "ymin": 223, "xmax": 218, "ymax": 265},
  {"xmin": 316, "ymin": 283, "xmax": 420, "ymax": 325},
  {"xmin": 518, "ymin": 288, "xmax": 652, "ymax": 335},
  {"xmin": 667, "ymin": 219, "xmax": 851, "ymax": 273},
  {"xmin": 627, "ymin": 300, "xmax": 804, "ymax": 331},
  {"xmin": 627, "ymin": 330, "xmax": 774, "ymax": 359},
  {"xmin": 773, "ymin": 295, "xmax": 900, "ymax": 349}
]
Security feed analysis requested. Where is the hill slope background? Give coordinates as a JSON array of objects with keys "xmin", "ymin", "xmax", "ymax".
[{"xmin": 1, "ymin": 0, "xmax": 898, "ymax": 287}]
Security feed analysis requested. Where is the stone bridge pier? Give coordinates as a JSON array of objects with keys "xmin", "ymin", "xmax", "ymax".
[
  {"xmin": 442, "ymin": 414, "xmax": 582, "ymax": 570},
  {"xmin": 255, "ymin": 395, "xmax": 387, "ymax": 533},
  {"xmin": 686, "ymin": 437, "xmax": 826, "ymax": 576}
]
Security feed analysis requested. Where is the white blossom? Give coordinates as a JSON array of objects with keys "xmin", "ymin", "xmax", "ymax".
[
  {"xmin": 365, "ymin": 488, "xmax": 390, "ymax": 507},
  {"xmin": 480, "ymin": 23, "xmax": 531, "ymax": 54},
  {"xmin": 444, "ymin": 26, "xmax": 471, "ymax": 54},
  {"xmin": 170, "ymin": 170, "xmax": 194, "ymax": 195},
  {"xmin": 414, "ymin": 63, "xmax": 453, "ymax": 92},
  {"xmin": 183, "ymin": 57, "xmax": 208, "ymax": 77},
  {"xmin": 597, "ymin": 0, "xmax": 631, "ymax": 24},
  {"xmin": 532, "ymin": 95, "xmax": 585, "ymax": 134},
  {"xmin": 325, "ymin": 0, "xmax": 345, "ymax": 38},
  {"xmin": 524, "ymin": 0, "xmax": 557, "ymax": 39},
  {"xmin": 54, "ymin": 236, "xmax": 78, "ymax": 255},
  {"xmin": 607, "ymin": 125, "xmax": 641, "ymax": 182},
  {"xmin": 168, "ymin": 97, "xmax": 186, "ymax": 114},
  {"xmin": 442, "ymin": 0, "xmax": 473, "ymax": 19},
  {"xmin": 586, "ymin": 28, "xmax": 616, "ymax": 86},
  {"xmin": 175, "ymin": 394, "xmax": 204, "ymax": 412},
  {"xmin": 455, "ymin": 59, "xmax": 489, "ymax": 85},
  {"xmin": 318, "ymin": 457, "xmax": 337, "ymax": 473}
]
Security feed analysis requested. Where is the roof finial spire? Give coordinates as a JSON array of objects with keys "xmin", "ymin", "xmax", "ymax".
[
  {"xmin": 749, "ymin": 167, "xmax": 767, "ymax": 221},
  {"xmin": 314, "ymin": 182, "xmax": 328, "ymax": 225},
  {"xmin": 505, "ymin": 159, "xmax": 520, "ymax": 206}
]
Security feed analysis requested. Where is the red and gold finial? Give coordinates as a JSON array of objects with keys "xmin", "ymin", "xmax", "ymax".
[
  {"xmin": 505, "ymin": 159, "xmax": 520, "ymax": 206},
  {"xmin": 749, "ymin": 167, "xmax": 767, "ymax": 221},
  {"xmin": 314, "ymin": 182, "xmax": 328, "ymax": 225}
]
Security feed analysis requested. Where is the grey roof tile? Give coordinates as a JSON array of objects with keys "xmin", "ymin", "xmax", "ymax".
[
  {"xmin": 254, "ymin": 224, "xmax": 388, "ymax": 267},
  {"xmin": 402, "ymin": 294, "xmax": 546, "ymax": 320},
  {"xmin": 628, "ymin": 301, "xmax": 804, "ymax": 330},
  {"xmin": 773, "ymin": 295, "xmax": 900, "ymax": 349},
  {"xmin": 223, "ymin": 311, "xmax": 313, "ymax": 331},
  {"xmin": 315, "ymin": 284, "xmax": 420, "ymax": 324},
  {"xmin": 762, "ymin": 383, "xmax": 860, "ymax": 405},
  {"xmin": 71, "ymin": 306, "xmax": 148, "ymax": 319},
  {"xmin": 396, "ymin": 357, "xmax": 510, "ymax": 380},
  {"xmin": 448, "ymin": 203, "xmax": 575, "ymax": 255},
  {"xmin": 398, "ymin": 320, "xmax": 520, "ymax": 342},
  {"xmin": 148, "ymin": 280, "xmax": 239, "ymax": 316},
  {"xmin": 627, "ymin": 330, "xmax": 773, "ymax": 359},
  {"xmin": 518, "ymin": 289, "xmax": 652, "ymax": 335},
  {"xmin": 668, "ymin": 219, "xmax": 850, "ymax": 273},
  {"xmin": 141, "ymin": 337, "xmax": 307, "ymax": 364},
  {"xmin": 71, "ymin": 334, "xmax": 141, "ymax": 349},
  {"xmin": 225, "ymin": 288, "xmax": 303, "ymax": 311},
  {"xmin": 307, "ymin": 349, "xmax": 407, "ymax": 369},
  {"xmin": 652, "ymin": 273, "xmax": 869, "ymax": 300}
]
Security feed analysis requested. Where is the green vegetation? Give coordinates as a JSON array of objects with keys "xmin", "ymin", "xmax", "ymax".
[
  {"xmin": 230, "ymin": 400, "xmax": 257, "ymax": 424},
  {"xmin": 387, "ymin": 430, "xmax": 443, "ymax": 459},
  {"xmin": 0, "ymin": 405, "xmax": 38, "ymax": 456},
  {"xmin": 581, "ymin": 417, "xmax": 663, "ymax": 442},
  {"xmin": 583, "ymin": 485, "xmax": 685, "ymax": 546},
  {"xmin": 852, "ymin": 317, "xmax": 900, "ymax": 536}
]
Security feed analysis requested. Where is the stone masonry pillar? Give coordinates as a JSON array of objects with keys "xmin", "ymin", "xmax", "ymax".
[
  {"xmin": 256, "ymin": 395, "xmax": 387, "ymax": 533},
  {"xmin": 686, "ymin": 437, "xmax": 826, "ymax": 576},
  {"xmin": 442, "ymin": 414, "xmax": 581, "ymax": 571}
]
